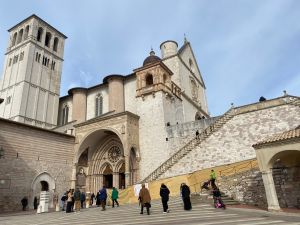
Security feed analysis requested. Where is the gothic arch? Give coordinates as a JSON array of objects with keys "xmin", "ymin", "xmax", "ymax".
[{"xmin": 75, "ymin": 128, "xmax": 124, "ymax": 163}]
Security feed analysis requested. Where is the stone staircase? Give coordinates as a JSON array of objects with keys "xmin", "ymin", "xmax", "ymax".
[
  {"xmin": 141, "ymin": 108, "xmax": 236, "ymax": 183},
  {"xmin": 195, "ymin": 190, "xmax": 240, "ymax": 206}
]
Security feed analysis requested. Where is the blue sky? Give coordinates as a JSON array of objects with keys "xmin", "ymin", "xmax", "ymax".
[{"xmin": 0, "ymin": 0, "xmax": 299, "ymax": 116}]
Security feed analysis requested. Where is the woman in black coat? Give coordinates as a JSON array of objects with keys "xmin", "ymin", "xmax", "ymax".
[
  {"xmin": 181, "ymin": 183, "xmax": 192, "ymax": 210},
  {"xmin": 160, "ymin": 183, "xmax": 170, "ymax": 213}
]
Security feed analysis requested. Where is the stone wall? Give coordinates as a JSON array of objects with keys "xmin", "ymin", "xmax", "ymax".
[
  {"xmin": 166, "ymin": 117, "xmax": 217, "ymax": 156},
  {"xmin": 160, "ymin": 103, "xmax": 300, "ymax": 178},
  {"xmin": 0, "ymin": 118, "xmax": 75, "ymax": 212},
  {"xmin": 217, "ymin": 168, "xmax": 268, "ymax": 208},
  {"xmin": 273, "ymin": 166, "xmax": 300, "ymax": 208}
]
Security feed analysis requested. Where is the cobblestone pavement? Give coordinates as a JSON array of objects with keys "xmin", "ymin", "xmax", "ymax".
[{"xmin": 0, "ymin": 198, "xmax": 299, "ymax": 225}]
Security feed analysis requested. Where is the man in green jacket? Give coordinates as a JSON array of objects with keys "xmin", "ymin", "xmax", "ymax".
[
  {"xmin": 210, "ymin": 169, "xmax": 216, "ymax": 187},
  {"xmin": 111, "ymin": 187, "xmax": 119, "ymax": 207}
]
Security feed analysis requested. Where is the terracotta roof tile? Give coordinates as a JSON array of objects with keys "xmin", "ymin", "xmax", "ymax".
[{"xmin": 253, "ymin": 127, "xmax": 300, "ymax": 148}]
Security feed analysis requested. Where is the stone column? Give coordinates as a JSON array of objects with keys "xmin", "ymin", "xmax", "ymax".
[
  {"xmin": 261, "ymin": 170, "xmax": 281, "ymax": 211},
  {"xmin": 71, "ymin": 164, "xmax": 77, "ymax": 189},
  {"xmin": 99, "ymin": 174, "xmax": 104, "ymax": 189},
  {"xmin": 113, "ymin": 172, "xmax": 119, "ymax": 189}
]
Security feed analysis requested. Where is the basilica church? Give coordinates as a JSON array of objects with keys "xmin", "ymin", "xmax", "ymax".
[{"xmin": 1, "ymin": 15, "xmax": 299, "ymax": 212}]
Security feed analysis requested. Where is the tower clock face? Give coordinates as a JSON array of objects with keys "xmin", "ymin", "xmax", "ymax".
[{"xmin": 108, "ymin": 146, "xmax": 121, "ymax": 163}]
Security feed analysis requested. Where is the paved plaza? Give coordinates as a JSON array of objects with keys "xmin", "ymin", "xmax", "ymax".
[{"xmin": 0, "ymin": 198, "xmax": 299, "ymax": 225}]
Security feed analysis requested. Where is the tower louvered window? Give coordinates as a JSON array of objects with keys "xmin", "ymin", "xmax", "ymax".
[{"xmin": 95, "ymin": 94, "xmax": 103, "ymax": 117}]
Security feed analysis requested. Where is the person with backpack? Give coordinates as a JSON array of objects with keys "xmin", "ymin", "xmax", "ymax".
[
  {"xmin": 111, "ymin": 187, "xmax": 119, "ymax": 208},
  {"xmin": 61, "ymin": 192, "xmax": 67, "ymax": 211},
  {"xmin": 73, "ymin": 188, "xmax": 81, "ymax": 212},
  {"xmin": 160, "ymin": 183, "xmax": 170, "ymax": 213},
  {"xmin": 99, "ymin": 186, "xmax": 107, "ymax": 211}
]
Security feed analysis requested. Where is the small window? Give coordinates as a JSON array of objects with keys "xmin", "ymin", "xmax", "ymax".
[
  {"xmin": 47, "ymin": 58, "xmax": 50, "ymax": 67},
  {"xmin": 20, "ymin": 52, "xmax": 24, "ymax": 61},
  {"xmin": 13, "ymin": 55, "xmax": 19, "ymax": 64},
  {"xmin": 145, "ymin": 74, "xmax": 153, "ymax": 86},
  {"xmin": 62, "ymin": 105, "xmax": 69, "ymax": 125},
  {"xmin": 38, "ymin": 54, "xmax": 41, "ymax": 63},
  {"xmin": 37, "ymin": 27, "xmax": 43, "ymax": 42},
  {"xmin": 8, "ymin": 58, "xmax": 12, "ymax": 67},
  {"xmin": 95, "ymin": 94, "xmax": 103, "ymax": 116},
  {"xmin": 45, "ymin": 32, "xmax": 52, "ymax": 47},
  {"xmin": 51, "ymin": 61, "xmax": 56, "ymax": 70},
  {"xmin": 6, "ymin": 96, "xmax": 11, "ymax": 104},
  {"xmin": 53, "ymin": 37, "xmax": 59, "ymax": 52}
]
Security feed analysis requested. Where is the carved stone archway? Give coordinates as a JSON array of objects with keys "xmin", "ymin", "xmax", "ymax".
[{"xmin": 71, "ymin": 112, "xmax": 140, "ymax": 191}]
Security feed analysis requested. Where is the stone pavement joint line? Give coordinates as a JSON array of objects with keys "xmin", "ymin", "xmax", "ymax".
[{"xmin": 0, "ymin": 198, "xmax": 300, "ymax": 225}]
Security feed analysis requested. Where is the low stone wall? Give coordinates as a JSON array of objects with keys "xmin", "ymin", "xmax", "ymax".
[
  {"xmin": 0, "ymin": 118, "xmax": 75, "ymax": 212},
  {"xmin": 217, "ymin": 168, "xmax": 268, "ymax": 209}
]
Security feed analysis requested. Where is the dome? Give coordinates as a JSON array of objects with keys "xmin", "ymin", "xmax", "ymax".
[{"xmin": 143, "ymin": 50, "xmax": 161, "ymax": 66}]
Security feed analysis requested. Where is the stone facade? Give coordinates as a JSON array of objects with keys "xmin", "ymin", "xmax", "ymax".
[
  {"xmin": 160, "ymin": 101, "xmax": 300, "ymax": 179},
  {"xmin": 0, "ymin": 118, "xmax": 74, "ymax": 212}
]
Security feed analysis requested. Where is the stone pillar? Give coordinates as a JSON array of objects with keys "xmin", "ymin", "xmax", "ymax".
[
  {"xmin": 99, "ymin": 174, "xmax": 104, "ymax": 189},
  {"xmin": 107, "ymin": 75, "xmax": 125, "ymax": 113},
  {"xmin": 113, "ymin": 172, "xmax": 119, "ymax": 189},
  {"xmin": 71, "ymin": 164, "xmax": 77, "ymax": 189},
  {"xmin": 261, "ymin": 170, "xmax": 281, "ymax": 211},
  {"xmin": 69, "ymin": 88, "xmax": 87, "ymax": 123}
]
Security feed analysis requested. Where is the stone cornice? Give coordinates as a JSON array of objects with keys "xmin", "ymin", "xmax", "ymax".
[
  {"xmin": 0, "ymin": 117, "xmax": 74, "ymax": 138},
  {"xmin": 74, "ymin": 111, "xmax": 139, "ymax": 128}
]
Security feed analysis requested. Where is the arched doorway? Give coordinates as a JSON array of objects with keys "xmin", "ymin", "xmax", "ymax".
[
  {"xmin": 103, "ymin": 164, "xmax": 113, "ymax": 188},
  {"xmin": 31, "ymin": 173, "xmax": 55, "ymax": 209},
  {"xmin": 269, "ymin": 150, "xmax": 300, "ymax": 208}
]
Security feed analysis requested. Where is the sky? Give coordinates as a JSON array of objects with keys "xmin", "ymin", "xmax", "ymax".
[{"xmin": 0, "ymin": 0, "xmax": 299, "ymax": 116}]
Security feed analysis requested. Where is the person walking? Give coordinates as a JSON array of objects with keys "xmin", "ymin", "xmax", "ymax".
[
  {"xmin": 210, "ymin": 169, "xmax": 216, "ymax": 187},
  {"xmin": 80, "ymin": 192, "xmax": 86, "ymax": 209},
  {"xmin": 139, "ymin": 184, "xmax": 151, "ymax": 215},
  {"xmin": 21, "ymin": 196, "xmax": 28, "ymax": 211},
  {"xmin": 90, "ymin": 193, "xmax": 95, "ymax": 206},
  {"xmin": 61, "ymin": 192, "xmax": 67, "ymax": 211},
  {"xmin": 96, "ymin": 191, "xmax": 100, "ymax": 207},
  {"xmin": 181, "ymin": 183, "xmax": 192, "ymax": 210},
  {"xmin": 99, "ymin": 186, "xmax": 107, "ymax": 211},
  {"xmin": 74, "ymin": 188, "xmax": 81, "ymax": 212},
  {"xmin": 111, "ymin": 187, "xmax": 119, "ymax": 208},
  {"xmin": 33, "ymin": 196, "xmax": 38, "ymax": 210},
  {"xmin": 66, "ymin": 190, "xmax": 73, "ymax": 213},
  {"xmin": 160, "ymin": 183, "xmax": 170, "ymax": 213}
]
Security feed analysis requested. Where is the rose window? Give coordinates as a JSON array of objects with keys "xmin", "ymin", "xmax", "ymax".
[{"xmin": 108, "ymin": 146, "xmax": 121, "ymax": 163}]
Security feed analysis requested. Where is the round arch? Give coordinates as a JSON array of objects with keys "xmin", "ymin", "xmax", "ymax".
[
  {"xmin": 31, "ymin": 172, "xmax": 56, "ymax": 209},
  {"xmin": 74, "ymin": 127, "xmax": 124, "ymax": 163}
]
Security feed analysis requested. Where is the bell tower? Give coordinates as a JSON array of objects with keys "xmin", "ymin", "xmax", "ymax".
[{"xmin": 0, "ymin": 15, "xmax": 67, "ymax": 128}]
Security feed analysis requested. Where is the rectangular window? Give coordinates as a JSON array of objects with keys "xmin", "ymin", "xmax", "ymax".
[
  {"xmin": 6, "ymin": 96, "xmax": 11, "ymax": 104},
  {"xmin": 8, "ymin": 58, "xmax": 12, "ymax": 67},
  {"xmin": 20, "ymin": 51, "xmax": 24, "ymax": 61}
]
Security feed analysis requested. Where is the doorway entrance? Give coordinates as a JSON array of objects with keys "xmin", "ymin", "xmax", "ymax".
[{"xmin": 103, "ymin": 165, "xmax": 113, "ymax": 188}]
